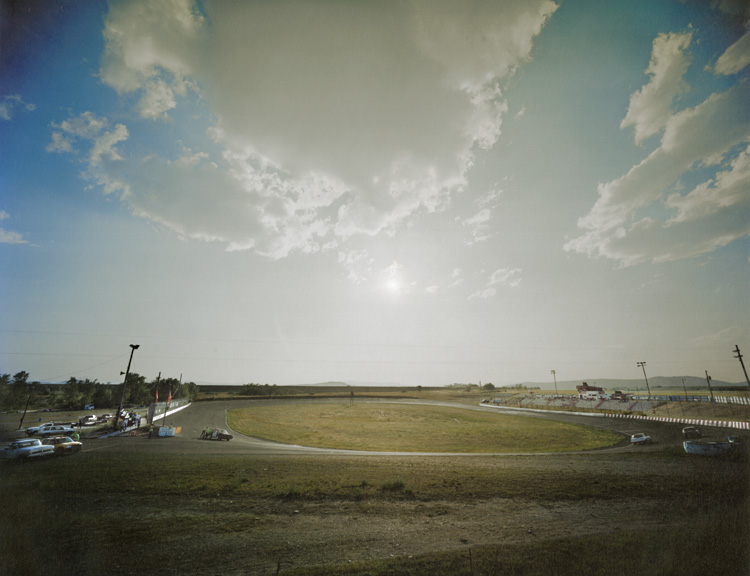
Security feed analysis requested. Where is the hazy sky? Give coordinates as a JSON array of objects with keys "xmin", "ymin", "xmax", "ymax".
[{"xmin": 1, "ymin": 0, "xmax": 748, "ymax": 387}]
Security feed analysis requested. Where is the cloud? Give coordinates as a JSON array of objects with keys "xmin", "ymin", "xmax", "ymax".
[
  {"xmin": 620, "ymin": 31, "xmax": 692, "ymax": 144},
  {"xmin": 100, "ymin": 0, "xmax": 202, "ymax": 119},
  {"xmin": 566, "ymin": 30, "xmax": 750, "ymax": 267},
  {"xmin": 47, "ymin": 112, "xmax": 130, "ymax": 196},
  {"xmin": 714, "ymin": 30, "xmax": 750, "ymax": 75},
  {"xmin": 689, "ymin": 326, "xmax": 745, "ymax": 348},
  {"xmin": 338, "ymin": 250, "xmax": 374, "ymax": 285},
  {"xmin": 469, "ymin": 267, "xmax": 522, "ymax": 299},
  {"xmin": 0, "ymin": 211, "xmax": 28, "ymax": 245},
  {"xmin": 0, "ymin": 94, "xmax": 35, "ymax": 121},
  {"xmin": 82, "ymin": 0, "xmax": 556, "ymax": 280}
]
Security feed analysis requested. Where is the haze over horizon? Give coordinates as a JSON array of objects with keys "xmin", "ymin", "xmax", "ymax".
[{"xmin": 1, "ymin": 0, "xmax": 748, "ymax": 389}]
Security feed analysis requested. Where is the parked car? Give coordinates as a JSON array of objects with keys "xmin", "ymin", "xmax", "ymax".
[
  {"xmin": 79, "ymin": 415, "xmax": 98, "ymax": 426},
  {"xmin": 682, "ymin": 426, "xmax": 701, "ymax": 438},
  {"xmin": 0, "ymin": 438, "xmax": 56, "ymax": 462},
  {"xmin": 42, "ymin": 436, "xmax": 83, "ymax": 455},
  {"xmin": 100, "ymin": 413, "xmax": 113, "ymax": 420},
  {"xmin": 26, "ymin": 422, "xmax": 76, "ymax": 437},
  {"xmin": 200, "ymin": 427, "xmax": 233, "ymax": 441},
  {"xmin": 630, "ymin": 433, "xmax": 652, "ymax": 445}
]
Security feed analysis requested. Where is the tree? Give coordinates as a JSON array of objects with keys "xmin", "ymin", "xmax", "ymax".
[
  {"xmin": 3, "ymin": 371, "xmax": 31, "ymax": 409},
  {"xmin": 122, "ymin": 372, "xmax": 148, "ymax": 406},
  {"xmin": 92, "ymin": 382, "xmax": 116, "ymax": 408},
  {"xmin": 483, "ymin": 383, "xmax": 495, "ymax": 391},
  {"xmin": 179, "ymin": 381, "xmax": 199, "ymax": 401},
  {"xmin": 0, "ymin": 373, "xmax": 11, "ymax": 410},
  {"xmin": 62, "ymin": 377, "xmax": 81, "ymax": 410}
]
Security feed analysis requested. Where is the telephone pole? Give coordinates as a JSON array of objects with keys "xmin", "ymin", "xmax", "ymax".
[
  {"xmin": 705, "ymin": 370, "xmax": 715, "ymax": 406},
  {"xmin": 114, "ymin": 344, "xmax": 139, "ymax": 429},
  {"xmin": 550, "ymin": 370, "xmax": 558, "ymax": 396},
  {"xmin": 733, "ymin": 345, "xmax": 750, "ymax": 390},
  {"xmin": 637, "ymin": 361, "xmax": 651, "ymax": 400}
]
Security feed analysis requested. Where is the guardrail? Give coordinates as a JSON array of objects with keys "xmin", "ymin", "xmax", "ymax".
[{"xmin": 479, "ymin": 403, "xmax": 750, "ymax": 430}]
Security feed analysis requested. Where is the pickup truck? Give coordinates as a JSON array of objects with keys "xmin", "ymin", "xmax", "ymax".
[
  {"xmin": 0, "ymin": 438, "xmax": 56, "ymax": 462},
  {"xmin": 26, "ymin": 422, "xmax": 76, "ymax": 437}
]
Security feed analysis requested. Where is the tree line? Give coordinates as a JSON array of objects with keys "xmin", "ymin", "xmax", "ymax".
[
  {"xmin": 234, "ymin": 383, "xmax": 279, "ymax": 396},
  {"xmin": 0, "ymin": 371, "xmax": 199, "ymax": 412}
]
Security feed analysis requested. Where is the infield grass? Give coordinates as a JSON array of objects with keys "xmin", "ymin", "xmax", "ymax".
[{"xmin": 227, "ymin": 403, "xmax": 622, "ymax": 452}]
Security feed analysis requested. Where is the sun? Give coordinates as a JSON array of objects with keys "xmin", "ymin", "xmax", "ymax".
[{"xmin": 386, "ymin": 277, "xmax": 401, "ymax": 294}]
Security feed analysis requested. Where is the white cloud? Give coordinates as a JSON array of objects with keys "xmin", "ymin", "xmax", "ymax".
[
  {"xmin": 469, "ymin": 267, "xmax": 522, "ymax": 299},
  {"xmin": 620, "ymin": 31, "xmax": 692, "ymax": 144},
  {"xmin": 85, "ymin": 0, "xmax": 556, "ymax": 278},
  {"xmin": 47, "ymin": 112, "xmax": 131, "ymax": 196},
  {"xmin": 689, "ymin": 326, "xmax": 745, "ymax": 348},
  {"xmin": 714, "ymin": 30, "xmax": 750, "ymax": 75},
  {"xmin": 0, "ymin": 211, "xmax": 28, "ymax": 244},
  {"xmin": 566, "ymin": 30, "xmax": 750, "ymax": 268},
  {"xmin": 0, "ymin": 94, "xmax": 35, "ymax": 121},
  {"xmin": 338, "ymin": 250, "xmax": 374, "ymax": 285},
  {"xmin": 100, "ymin": 0, "xmax": 202, "ymax": 118},
  {"xmin": 665, "ymin": 145, "xmax": 750, "ymax": 224},
  {"xmin": 459, "ymin": 208, "xmax": 493, "ymax": 245}
]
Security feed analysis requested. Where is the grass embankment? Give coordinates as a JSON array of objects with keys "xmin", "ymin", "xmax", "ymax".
[
  {"xmin": 1, "ymin": 451, "xmax": 747, "ymax": 575},
  {"xmin": 227, "ymin": 403, "xmax": 622, "ymax": 452}
]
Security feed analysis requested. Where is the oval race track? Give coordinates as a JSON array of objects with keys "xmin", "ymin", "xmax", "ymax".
[{"xmin": 81, "ymin": 398, "xmax": 711, "ymax": 457}]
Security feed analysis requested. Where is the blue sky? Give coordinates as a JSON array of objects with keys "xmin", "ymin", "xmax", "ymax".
[{"xmin": 1, "ymin": 0, "xmax": 748, "ymax": 387}]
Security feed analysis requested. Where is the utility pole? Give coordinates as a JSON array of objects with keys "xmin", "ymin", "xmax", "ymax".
[
  {"xmin": 680, "ymin": 378, "xmax": 687, "ymax": 416},
  {"xmin": 18, "ymin": 382, "xmax": 36, "ymax": 430},
  {"xmin": 114, "ymin": 344, "xmax": 140, "ymax": 429},
  {"xmin": 637, "ymin": 361, "xmax": 651, "ymax": 400},
  {"xmin": 733, "ymin": 345, "xmax": 750, "ymax": 390},
  {"xmin": 705, "ymin": 370, "xmax": 715, "ymax": 403},
  {"xmin": 550, "ymin": 370, "xmax": 558, "ymax": 396}
]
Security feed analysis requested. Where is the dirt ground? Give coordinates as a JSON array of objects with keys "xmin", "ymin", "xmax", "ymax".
[
  {"xmin": 93, "ymin": 453, "xmax": 739, "ymax": 576},
  {"xmin": 164, "ymin": 496, "xmax": 691, "ymax": 576}
]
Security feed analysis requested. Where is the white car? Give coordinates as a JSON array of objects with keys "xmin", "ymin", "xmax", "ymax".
[
  {"xmin": 26, "ymin": 422, "xmax": 76, "ymax": 437},
  {"xmin": 0, "ymin": 438, "xmax": 56, "ymax": 462},
  {"xmin": 79, "ymin": 415, "xmax": 98, "ymax": 426},
  {"xmin": 630, "ymin": 433, "xmax": 652, "ymax": 445}
]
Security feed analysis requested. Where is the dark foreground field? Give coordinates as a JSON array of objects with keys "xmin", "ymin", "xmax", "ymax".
[
  {"xmin": 2, "ymin": 397, "xmax": 749, "ymax": 575},
  {"xmin": 1, "ymin": 448, "xmax": 748, "ymax": 576}
]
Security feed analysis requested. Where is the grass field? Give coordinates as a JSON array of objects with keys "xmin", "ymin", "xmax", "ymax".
[
  {"xmin": 1, "ymin": 450, "xmax": 747, "ymax": 575},
  {"xmin": 226, "ymin": 403, "xmax": 624, "ymax": 452}
]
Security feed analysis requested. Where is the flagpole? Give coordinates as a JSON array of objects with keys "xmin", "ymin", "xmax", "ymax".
[
  {"xmin": 162, "ymin": 380, "xmax": 172, "ymax": 426},
  {"xmin": 151, "ymin": 372, "xmax": 160, "ymax": 425}
]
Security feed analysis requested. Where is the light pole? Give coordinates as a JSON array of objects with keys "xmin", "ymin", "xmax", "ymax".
[
  {"xmin": 550, "ymin": 370, "xmax": 558, "ymax": 396},
  {"xmin": 637, "ymin": 361, "xmax": 651, "ymax": 400},
  {"xmin": 114, "ymin": 344, "xmax": 139, "ymax": 429}
]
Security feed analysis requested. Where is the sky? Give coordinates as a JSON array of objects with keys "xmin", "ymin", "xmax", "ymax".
[{"xmin": 1, "ymin": 0, "xmax": 748, "ymax": 388}]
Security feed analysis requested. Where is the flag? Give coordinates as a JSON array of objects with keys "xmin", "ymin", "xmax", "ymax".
[
  {"xmin": 155, "ymin": 389, "xmax": 158, "ymax": 402},
  {"xmin": 167, "ymin": 389, "xmax": 172, "ymax": 403}
]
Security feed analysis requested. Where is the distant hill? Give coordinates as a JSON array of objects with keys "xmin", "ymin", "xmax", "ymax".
[{"xmin": 517, "ymin": 376, "xmax": 746, "ymax": 391}]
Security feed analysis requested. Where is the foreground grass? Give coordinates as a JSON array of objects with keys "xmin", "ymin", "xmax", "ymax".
[
  {"xmin": 227, "ymin": 403, "xmax": 622, "ymax": 452},
  {"xmin": 291, "ymin": 521, "xmax": 750, "ymax": 576},
  {"xmin": 1, "ymin": 450, "xmax": 748, "ymax": 575}
]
